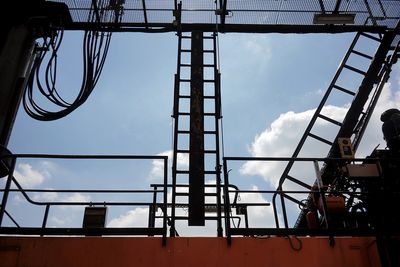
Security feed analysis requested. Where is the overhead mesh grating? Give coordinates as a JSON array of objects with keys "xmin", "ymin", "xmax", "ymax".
[{"xmin": 51, "ymin": 0, "xmax": 400, "ymax": 28}]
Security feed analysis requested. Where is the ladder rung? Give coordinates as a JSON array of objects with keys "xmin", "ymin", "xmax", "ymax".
[
  {"xmin": 175, "ymin": 170, "xmax": 218, "ymax": 175},
  {"xmin": 178, "ymin": 95, "xmax": 191, "ymax": 99},
  {"xmin": 175, "ymin": 192, "xmax": 218, "ymax": 196},
  {"xmin": 176, "ymin": 95, "xmax": 217, "ymax": 99},
  {"xmin": 175, "ymin": 170, "xmax": 189, "ymax": 174},
  {"xmin": 180, "ymin": 64, "xmax": 215, "ymax": 68},
  {"xmin": 360, "ymin": 32, "xmax": 382, "ymax": 42},
  {"xmin": 333, "ymin": 85, "xmax": 356, "ymax": 96},
  {"xmin": 176, "ymin": 149, "xmax": 217, "ymax": 154},
  {"xmin": 351, "ymin": 50, "xmax": 373, "ymax": 60},
  {"xmin": 177, "ymin": 112, "xmax": 217, "ymax": 116},
  {"xmin": 177, "ymin": 130, "xmax": 190, "ymax": 134},
  {"xmin": 343, "ymin": 64, "xmax": 367, "ymax": 76},
  {"xmin": 177, "ymin": 130, "xmax": 217, "ymax": 135},
  {"xmin": 308, "ymin": 133, "xmax": 333, "ymax": 146},
  {"xmin": 181, "ymin": 49, "xmax": 191, "ymax": 53},
  {"xmin": 173, "ymin": 216, "xmax": 221, "ymax": 220},
  {"xmin": 204, "ymin": 50, "xmax": 215, "ymax": 53},
  {"xmin": 179, "ymin": 79, "xmax": 215, "ymax": 83},
  {"xmin": 180, "ymin": 36, "xmax": 214, "ymax": 40},
  {"xmin": 317, "ymin": 114, "xmax": 342, "ymax": 127}
]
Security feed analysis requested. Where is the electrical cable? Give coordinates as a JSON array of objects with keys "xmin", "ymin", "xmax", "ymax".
[
  {"xmin": 286, "ymin": 235, "xmax": 303, "ymax": 251},
  {"xmin": 213, "ymin": 2, "xmax": 226, "ymax": 160},
  {"xmin": 23, "ymin": 1, "xmax": 119, "ymax": 121}
]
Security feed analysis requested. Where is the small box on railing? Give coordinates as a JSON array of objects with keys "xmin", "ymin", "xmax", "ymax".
[{"xmin": 83, "ymin": 206, "xmax": 108, "ymax": 229}]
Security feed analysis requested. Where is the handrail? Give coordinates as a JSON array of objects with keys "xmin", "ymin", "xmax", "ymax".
[
  {"xmin": 0, "ymin": 153, "xmax": 169, "ymax": 244},
  {"xmin": 222, "ymin": 155, "xmax": 399, "ymax": 243}
]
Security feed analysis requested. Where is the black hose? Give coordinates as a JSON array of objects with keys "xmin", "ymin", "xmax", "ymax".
[{"xmin": 23, "ymin": 2, "xmax": 114, "ymax": 121}]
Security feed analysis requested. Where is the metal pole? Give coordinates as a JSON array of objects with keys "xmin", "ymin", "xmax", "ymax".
[
  {"xmin": 222, "ymin": 159, "xmax": 231, "ymax": 244},
  {"xmin": 162, "ymin": 158, "xmax": 168, "ymax": 245},
  {"xmin": 0, "ymin": 158, "xmax": 16, "ymax": 226},
  {"xmin": 41, "ymin": 204, "xmax": 50, "ymax": 237}
]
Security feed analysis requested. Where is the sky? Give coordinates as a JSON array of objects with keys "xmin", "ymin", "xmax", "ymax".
[{"xmin": 2, "ymin": 30, "xmax": 400, "ymax": 236}]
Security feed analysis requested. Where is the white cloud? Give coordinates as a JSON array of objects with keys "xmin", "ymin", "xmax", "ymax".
[
  {"xmin": 62, "ymin": 192, "xmax": 90, "ymax": 203},
  {"xmin": 107, "ymin": 207, "xmax": 149, "ymax": 227},
  {"xmin": 148, "ymin": 150, "xmax": 188, "ymax": 181},
  {"xmin": 240, "ymin": 105, "xmax": 348, "ymax": 188},
  {"xmin": 13, "ymin": 163, "xmax": 49, "ymax": 187},
  {"xmin": 236, "ymin": 73, "xmax": 400, "ymax": 227},
  {"xmin": 32, "ymin": 190, "xmax": 59, "ymax": 202},
  {"xmin": 241, "ymin": 74, "xmax": 400, "ymax": 190},
  {"xmin": 234, "ymin": 186, "xmax": 278, "ymax": 228},
  {"xmin": 49, "ymin": 193, "xmax": 92, "ymax": 226},
  {"xmin": 106, "ymin": 180, "xmax": 280, "ymax": 235},
  {"xmin": 50, "ymin": 216, "xmax": 68, "ymax": 226}
]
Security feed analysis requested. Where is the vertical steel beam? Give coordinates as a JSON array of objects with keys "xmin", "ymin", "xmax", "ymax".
[
  {"xmin": 0, "ymin": 25, "xmax": 35, "ymax": 146},
  {"xmin": 189, "ymin": 31, "xmax": 205, "ymax": 226},
  {"xmin": 0, "ymin": 158, "xmax": 16, "ymax": 226}
]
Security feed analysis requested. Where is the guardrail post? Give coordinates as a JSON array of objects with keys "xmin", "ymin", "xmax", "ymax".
[
  {"xmin": 41, "ymin": 204, "xmax": 50, "ymax": 236},
  {"xmin": 0, "ymin": 157, "xmax": 16, "ymax": 226},
  {"xmin": 162, "ymin": 157, "xmax": 168, "ymax": 246},
  {"xmin": 222, "ymin": 159, "xmax": 231, "ymax": 245}
]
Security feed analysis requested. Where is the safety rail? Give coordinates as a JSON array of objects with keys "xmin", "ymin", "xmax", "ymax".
[
  {"xmin": 222, "ymin": 156, "xmax": 400, "ymax": 244},
  {"xmin": 0, "ymin": 153, "xmax": 168, "ymax": 245},
  {"xmin": 149, "ymin": 183, "xmax": 253, "ymax": 236}
]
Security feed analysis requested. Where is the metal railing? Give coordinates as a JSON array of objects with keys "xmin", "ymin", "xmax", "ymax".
[
  {"xmin": 222, "ymin": 156, "xmax": 400, "ymax": 244},
  {"xmin": 0, "ymin": 153, "xmax": 168, "ymax": 244},
  {"xmin": 2, "ymin": 153, "xmax": 400, "ymax": 244}
]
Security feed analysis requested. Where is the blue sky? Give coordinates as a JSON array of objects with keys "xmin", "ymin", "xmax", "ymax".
[{"xmin": 3, "ymin": 31, "xmax": 400, "ymax": 235}]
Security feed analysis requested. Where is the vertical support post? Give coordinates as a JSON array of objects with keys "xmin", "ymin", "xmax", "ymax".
[
  {"xmin": 0, "ymin": 157, "xmax": 16, "ymax": 226},
  {"xmin": 213, "ymin": 33, "xmax": 223, "ymax": 237},
  {"xmin": 223, "ymin": 159, "xmax": 231, "ymax": 244},
  {"xmin": 170, "ymin": 32, "xmax": 183, "ymax": 237},
  {"xmin": 313, "ymin": 160, "xmax": 329, "ymax": 229},
  {"xmin": 148, "ymin": 185, "xmax": 157, "ymax": 235},
  {"xmin": 41, "ymin": 204, "xmax": 50, "ymax": 237},
  {"xmin": 162, "ymin": 157, "xmax": 168, "ymax": 245},
  {"xmin": 188, "ymin": 31, "xmax": 205, "ymax": 226},
  {"xmin": 279, "ymin": 186, "xmax": 289, "ymax": 228},
  {"xmin": 0, "ymin": 25, "xmax": 35, "ymax": 146}
]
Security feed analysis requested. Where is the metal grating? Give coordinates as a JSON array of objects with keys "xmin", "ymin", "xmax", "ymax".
[{"xmin": 51, "ymin": 0, "xmax": 400, "ymax": 29}]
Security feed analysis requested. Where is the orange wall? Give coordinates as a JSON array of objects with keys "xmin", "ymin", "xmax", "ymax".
[{"xmin": 0, "ymin": 236, "xmax": 380, "ymax": 267}]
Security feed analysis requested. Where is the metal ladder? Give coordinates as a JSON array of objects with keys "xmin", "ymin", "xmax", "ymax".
[
  {"xmin": 170, "ymin": 31, "xmax": 223, "ymax": 236},
  {"xmin": 272, "ymin": 31, "xmax": 394, "ymax": 228}
]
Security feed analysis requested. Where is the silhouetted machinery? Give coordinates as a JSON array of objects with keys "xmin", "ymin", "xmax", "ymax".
[{"xmin": 298, "ymin": 110, "xmax": 400, "ymax": 266}]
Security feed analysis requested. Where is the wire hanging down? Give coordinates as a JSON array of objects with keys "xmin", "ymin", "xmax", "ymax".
[{"xmin": 23, "ymin": 0, "xmax": 123, "ymax": 121}]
